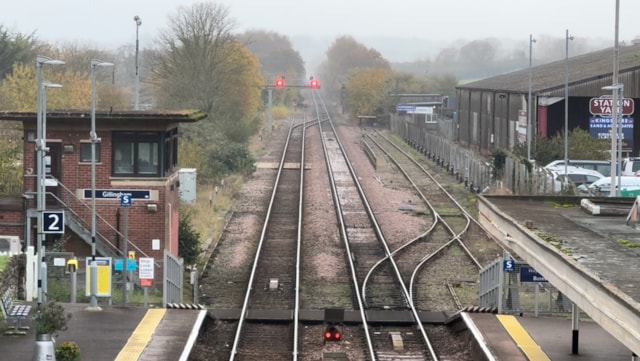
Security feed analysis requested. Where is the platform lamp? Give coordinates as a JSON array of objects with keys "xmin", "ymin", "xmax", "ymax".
[
  {"xmin": 603, "ymin": 0, "xmax": 622, "ymax": 197},
  {"xmin": 603, "ymin": 83, "xmax": 623, "ymax": 198},
  {"xmin": 39, "ymin": 82, "xmax": 62, "ymax": 304},
  {"xmin": 564, "ymin": 29, "xmax": 573, "ymax": 178},
  {"xmin": 87, "ymin": 60, "xmax": 114, "ymax": 311},
  {"xmin": 35, "ymin": 56, "xmax": 64, "ymax": 307},
  {"xmin": 527, "ymin": 34, "xmax": 536, "ymax": 161}
]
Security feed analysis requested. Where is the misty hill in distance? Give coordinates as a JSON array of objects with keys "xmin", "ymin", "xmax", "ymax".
[{"xmin": 292, "ymin": 34, "xmax": 617, "ymax": 81}]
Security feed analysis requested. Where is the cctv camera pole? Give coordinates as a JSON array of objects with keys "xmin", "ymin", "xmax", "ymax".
[
  {"xmin": 268, "ymin": 87, "xmax": 273, "ymax": 131},
  {"xmin": 122, "ymin": 198, "xmax": 130, "ymax": 307},
  {"xmin": 134, "ymin": 15, "xmax": 142, "ymax": 110}
]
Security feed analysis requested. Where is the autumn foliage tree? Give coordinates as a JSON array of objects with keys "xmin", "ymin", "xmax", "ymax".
[
  {"xmin": 319, "ymin": 36, "xmax": 390, "ymax": 98},
  {"xmin": 1, "ymin": 58, "xmax": 127, "ymax": 112},
  {"xmin": 344, "ymin": 67, "xmax": 390, "ymax": 117},
  {"xmin": 152, "ymin": 2, "xmax": 263, "ymax": 181}
]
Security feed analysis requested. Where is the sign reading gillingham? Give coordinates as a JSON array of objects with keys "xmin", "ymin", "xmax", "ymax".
[{"xmin": 83, "ymin": 189, "xmax": 151, "ymax": 200}]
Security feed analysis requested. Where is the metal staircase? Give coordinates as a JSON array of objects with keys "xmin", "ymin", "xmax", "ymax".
[{"xmin": 30, "ymin": 177, "xmax": 151, "ymax": 260}]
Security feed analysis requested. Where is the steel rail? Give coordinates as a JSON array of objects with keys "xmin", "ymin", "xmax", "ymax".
[
  {"xmin": 310, "ymin": 90, "xmax": 377, "ymax": 360},
  {"xmin": 312, "ymin": 91, "xmax": 438, "ymax": 360},
  {"xmin": 229, "ymin": 120, "xmax": 306, "ymax": 361}
]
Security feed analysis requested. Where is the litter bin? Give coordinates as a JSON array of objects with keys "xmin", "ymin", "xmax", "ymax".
[{"xmin": 33, "ymin": 333, "xmax": 56, "ymax": 361}]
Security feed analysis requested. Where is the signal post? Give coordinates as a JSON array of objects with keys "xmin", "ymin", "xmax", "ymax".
[{"xmin": 266, "ymin": 76, "xmax": 321, "ymax": 131}]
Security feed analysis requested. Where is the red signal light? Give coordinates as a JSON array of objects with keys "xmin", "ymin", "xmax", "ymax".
[
  {"xmin": 324, "ymin": 326, "xmax": 342, "ymax": 342},
  {"xmin": 310, "ymin": 79, "xmax": 320, "ymax": 89},
  {"xmin": 275, "ymin": 77, "xmax": 285, "ymax": 88}
]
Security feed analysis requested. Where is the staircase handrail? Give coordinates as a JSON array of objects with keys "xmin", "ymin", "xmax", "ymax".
[{"xmin": 25, "ymin": 175, "xmax": 152, "ymax": 260}]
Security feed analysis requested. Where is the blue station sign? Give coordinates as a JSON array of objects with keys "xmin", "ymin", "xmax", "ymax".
[
  {"xmin": 396, "ymin": 105, "xmax": 416, "ymax": 112},
  {"xmin": 84, "ymin": 189, "xmax": 151, "ymax": 200},
  {"xmin": 519, "ymin": 266, "xmax": 548, "ymax": 283}
]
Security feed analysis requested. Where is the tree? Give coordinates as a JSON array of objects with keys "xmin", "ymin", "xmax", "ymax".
[
  {"xmin": 344, "ymin": 67, "xmax": 390, "ymax": 116},
  {"xmin": 0, "ymin": 121, "xmax": 22, "ymax": 195},
  {"xmin": 512, "ymin": 127, "xmax": 609, "ymax": 165},
  {"xmin": 152, "ymin": 2, "xmax": 263, "ymax": 116},
  {"xmin": 0, "ymin": 26, "xmax": 39, "ymax": 81},
  {"xmin": 318, "ymin": 36, "xmax": 390, "ymax": 99},
  {"xmin": 240, "ymin": 30, "xmax": 306, "ymax": 107},
  {"xmin": 240, "ymin": 30, "xmax": 305, "ymax": 76},
  {"xmin": 0, "ymin": 60, "xmax": 127, "ymax": 111},
  {"xmin": 154, "ymin": 2, "xmax": 264, "ymax": 184},
  {"xmin": 179, "ymin": 206, "xmax": 201, "ymax": 265}
]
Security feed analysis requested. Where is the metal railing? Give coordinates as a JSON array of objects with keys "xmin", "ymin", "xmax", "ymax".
[{"xmin": 24, "ymin": 175, "xmax": 151, "ymax": 260}]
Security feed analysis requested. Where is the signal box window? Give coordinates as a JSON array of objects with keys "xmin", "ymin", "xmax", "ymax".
[
  {"xmin": 112, "ymin": 132, "xmax": 161, "ymax": 177},
  {"xmin": 80, "ymin": 143, "xmax": 101, "ymax": 163}
]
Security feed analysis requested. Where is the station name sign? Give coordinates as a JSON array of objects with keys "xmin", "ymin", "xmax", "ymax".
[
  {"xmin": 83, "ymin": 189, "xmax": 151, "ymax": 200},
  {"xmin": 519, "ymin": 265, "xmax": 548, "ymax": 283},
  {"xmin": 589, "ymin": 96, "xmax": 635, "ymax": 116}
]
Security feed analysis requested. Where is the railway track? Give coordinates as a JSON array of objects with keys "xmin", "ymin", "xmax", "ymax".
[
  {"xmin": 312, "ymin": 92, "xmax": 437, "ymax": 360},
  {"xmin": 360, "ymin": 130, "xmax": 505, "ymax": 313},
  {"xmin": 190, "ymin": 91, "xmax": 502, "ymax": 360}
]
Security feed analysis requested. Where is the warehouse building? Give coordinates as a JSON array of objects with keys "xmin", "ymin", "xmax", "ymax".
[{"xmin": 456, "ymin": 42, "xmax": 640, "ymax": 156}]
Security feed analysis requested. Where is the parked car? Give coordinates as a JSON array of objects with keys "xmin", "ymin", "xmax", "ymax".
[
  {"xmin": 585, "ymin": 175, "xmax": 640, "ymax": 196},
  {"xmin": 545, "ymin": 166, "xmax": 605, "ymax": 193},
  {"xmin": 621, "ymin": 158, "xmax": 640, "ymax": 176},
  {"xmin": 544, "ymin": 159, "xmax": 611, "ymax": 177}
]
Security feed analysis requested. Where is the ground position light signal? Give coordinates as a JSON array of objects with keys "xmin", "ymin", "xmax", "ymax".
[{"xmin": 324, "ymin": 326, "xmax": 342, "ymax": 342}]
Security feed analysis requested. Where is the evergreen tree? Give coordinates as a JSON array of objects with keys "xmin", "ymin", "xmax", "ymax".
[{"xmin": 178, "ymin": 207, "xmax": 201, "ymax": 265}]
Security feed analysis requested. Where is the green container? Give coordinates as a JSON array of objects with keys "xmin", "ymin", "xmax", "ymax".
[{"xmin": 621, "ymin": 187, "xmax": 640, "ymax": 197}]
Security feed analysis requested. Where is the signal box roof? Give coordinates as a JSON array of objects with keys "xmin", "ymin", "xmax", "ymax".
[{"xmin": 0, "ymin": 110, "xmax": 207, "ymax": 128}]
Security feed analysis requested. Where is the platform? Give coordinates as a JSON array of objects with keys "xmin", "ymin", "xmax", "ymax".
[
  {"xmin": 478, "ymin": 195, "xmax": 640, "ymax": 356},
  {"xmin": 0, "ymin": 303, "xmax": 205, "ymax": 361},
  {"xmin": 463, "ymin": 312, "xmax": 631, "ymax": 361}
]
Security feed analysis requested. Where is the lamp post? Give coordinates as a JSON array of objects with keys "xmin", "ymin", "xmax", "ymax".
[
  {"xmin": 35, "ymin": 56, "xmax": 64, "ymax": 306},
  {"xmin": 40, "ymin": 82, "xmax": 62, "ymax": 304},
  {"xmin": 87, "ymin": 60, "xmax": 114, "ymax": 311},
  {"xmin": 602, "ymin": 0, "xmax": 622, "ymax": 197},
  {"xmin": 134, "ymin": 15, "xmax": 142, "ymax": 110},
  {"xmin": 564, "ymin": 29, "xmax": 574, "ymax": 177},
  {"xmin": 527, "ymin": 34, "xmax": 536, "ymax": 160}
]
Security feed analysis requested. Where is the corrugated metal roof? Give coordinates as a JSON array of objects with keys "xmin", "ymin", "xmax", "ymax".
[{"xmin": 459, "ymin": 43, "xmax": 640, "ymax": 94}]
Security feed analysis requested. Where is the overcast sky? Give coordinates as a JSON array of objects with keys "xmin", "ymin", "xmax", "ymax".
[{"xmin": 3, "ymin": 0, "xmax": 640, "ymax": 53}]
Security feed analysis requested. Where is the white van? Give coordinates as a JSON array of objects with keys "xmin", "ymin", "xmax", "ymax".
[
  {"xmin": 586, "ymin": 176, "xmax": 640, "ymax": 196},
  {"xmin": 545, "ymin": 166, "xmax": 605, "ymax": 192},
  {"xmin": 544, "ymin": 160, "xmax": 611, "ymax": 177}
]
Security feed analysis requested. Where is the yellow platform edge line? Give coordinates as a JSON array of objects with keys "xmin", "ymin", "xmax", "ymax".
[
  {"xmin": 114, "ymin": 309, "xmax": 167, "ymax": 361},
  {"xmin": 496, "ymin": 314, "xmax": 552, "ymax": 361}
]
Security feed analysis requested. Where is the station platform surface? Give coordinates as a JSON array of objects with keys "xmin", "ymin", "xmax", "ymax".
[
  {"xmin": 467, "ymin": 312, "xmax": 631, "ymax": 361},
  {"xmin": 518, "ymin": 315, "xmax": 631, "ymax": 360},
  {"xmin": 0, "ymin": 303, "xmax": 205, "ymax": 361},
  {"xmin": 477, "ymin": 195, "xmax": 640, "ymax": 358}
]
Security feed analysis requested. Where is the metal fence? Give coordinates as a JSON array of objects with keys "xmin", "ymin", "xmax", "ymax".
[
  {"xmin": 390, "ymin": 115, "xmax": 493, "ymax": 193},
  {"xmin": 480, "ymin": 256, "xmax": 571, "ymax": 316},
  {"xmin": 163, "ymin": 249, "xmax": 183, "ymax": 306},
  {"xmin": 389, "ymin": 115, "xmax": 585, "ymax": 196},
  {"xmin": 36, "ymin": 252, "xmax": 173, "ymax": 307}
]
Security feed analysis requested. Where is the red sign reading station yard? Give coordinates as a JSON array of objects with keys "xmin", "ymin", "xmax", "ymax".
[{"xmin": 589, "ymin": 96, "xmax": 635, "ymax": 116}]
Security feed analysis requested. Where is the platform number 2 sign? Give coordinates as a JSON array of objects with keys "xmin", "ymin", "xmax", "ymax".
[{"xmin": 43, "ymin": 210, "xmax": 65, "ymax": 234}]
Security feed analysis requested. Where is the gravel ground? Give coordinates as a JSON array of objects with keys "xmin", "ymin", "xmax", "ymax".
[{"xmin": 194, "ymin": 118, "xmax": 478, "ymax": 360}]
